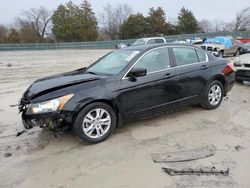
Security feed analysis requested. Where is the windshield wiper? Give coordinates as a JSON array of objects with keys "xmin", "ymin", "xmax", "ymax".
[{"xmin": 85, "ymin": 71, "xmax": 98, "ymax": 75}]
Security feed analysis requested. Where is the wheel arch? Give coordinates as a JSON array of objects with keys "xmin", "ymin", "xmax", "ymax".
[
  {"xmin": 209, "ymin": 75, "xmax": 227, "ymax": 96},
  {"xmin": 73, "ymin": 98, "xmax": 122, "ymax": 127}
]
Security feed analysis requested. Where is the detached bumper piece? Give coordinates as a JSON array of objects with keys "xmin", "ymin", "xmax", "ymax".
[
  {"xmin": 22, "ymin": 112, "xmax": 73, "ymax": 131},
  {"xmin": 235, "ymin": 70, "xmax": 250, "ymax": 81}
]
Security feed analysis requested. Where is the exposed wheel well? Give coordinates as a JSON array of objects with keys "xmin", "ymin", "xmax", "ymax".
[{"xmin": 213, "ymin": 77, "xmax": 226, "ymax": 95}]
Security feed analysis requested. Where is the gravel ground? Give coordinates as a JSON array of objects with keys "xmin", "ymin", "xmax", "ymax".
[{"xmin": 0, "ymin": 50, "xmax": 250, "ymax": 188}]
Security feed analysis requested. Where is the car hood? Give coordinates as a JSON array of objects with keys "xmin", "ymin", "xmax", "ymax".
[{"xmin": 23, "ymin": 68, "xmax": 102, "ymax": 100}]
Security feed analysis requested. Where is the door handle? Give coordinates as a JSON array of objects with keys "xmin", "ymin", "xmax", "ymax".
[{"xmin": 200, "ymin": 64, "xmax": 208, "ymax": 70}]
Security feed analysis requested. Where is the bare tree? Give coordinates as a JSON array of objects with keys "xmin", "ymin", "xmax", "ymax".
[
  {"xmin": 99, "ymin": 3, "xmax": 132, "ymax": 40},
  {"xmin": 213, "ymin": 20, "xmax": 229, "ymax": 32},
  {"xmin": 198, "ymin": 19, "xmax": 214, "ymax": 32},
  {"xmin": 17, "ymin": 6, "xmax": 52, "ymax": 41},
  {"xmin": 233, "ymin": 7, "xmax": 250, "ymax": 31}
]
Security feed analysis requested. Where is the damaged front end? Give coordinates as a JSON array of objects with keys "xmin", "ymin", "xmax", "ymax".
[{"xmin": 19, "ymin": 95, "xmax": 75, "ymax": 132}]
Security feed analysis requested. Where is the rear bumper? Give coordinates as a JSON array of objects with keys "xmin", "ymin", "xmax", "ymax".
[{"xmin": 21, "ymin": 111, "xmax": 74, "ymax": 131}]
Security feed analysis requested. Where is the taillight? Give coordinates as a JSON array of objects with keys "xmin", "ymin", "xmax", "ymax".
[{"xmin": 223, "ymin": 62, "xmax": 234, "ymax": 75}]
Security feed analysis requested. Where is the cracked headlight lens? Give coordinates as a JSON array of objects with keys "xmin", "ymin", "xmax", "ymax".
[{"xmin": 27, "ymin": 94, "xmax": 74, "ymax": 114}]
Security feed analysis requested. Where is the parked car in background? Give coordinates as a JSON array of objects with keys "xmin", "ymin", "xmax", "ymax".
[
  {"xmin": 186, "ymin": 37, "xmax": 203, "ymax": 45},
  {"xmin": 241, "ymin": 43, "xmax": 250, "ymax": 54},
  {"xmin": 132, "ymin": 37, "xmax": 166, "ymax": 46},
  {"xmin": 200, "ymin": 36, "xmax": 241, "ymax": 57},
  {"xmin": 235, "ymin": 53, "xmax": 250, "ymax": 82},
  {"xmin": 116, "ymin": 37, "xmax": 167, "ymax": 49},
  {"xmin": 19, "ymin": 44, "xmax": 235, "ymax": 144}
]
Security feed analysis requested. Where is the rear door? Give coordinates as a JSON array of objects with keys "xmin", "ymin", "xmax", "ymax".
[
  {"xmin": 170, "ymin": 47, "xmax": 210, "ymax": 105},
  {"xmin": 117, "ymin": 47, "xmax": 177, "ymax": 118}
]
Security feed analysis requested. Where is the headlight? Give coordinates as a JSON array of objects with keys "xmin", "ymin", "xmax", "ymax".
[{"xmin": 27, "ymin": 94, "xmax": 74, "ymax": 114}]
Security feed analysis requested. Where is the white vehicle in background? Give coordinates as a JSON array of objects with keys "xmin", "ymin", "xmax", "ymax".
[
  {"xmin": 132, "ymin": 37, "xmax": 167, "ymax": 46},
  {"xmin": 186, "ymin": 37, "xmax": 203, "ymax": 45},
  {"xmin": 235, "ymin": 53, "xmax": 250, "ymax": 82},
  {"xmin": 116, "ymin": 37, "xmax": 167, "ymax": 49}
]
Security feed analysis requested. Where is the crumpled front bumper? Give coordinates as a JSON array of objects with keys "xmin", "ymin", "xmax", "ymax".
[{"xmin": 21, "ymin": 111, "xmax": 74, "ymax": 131}]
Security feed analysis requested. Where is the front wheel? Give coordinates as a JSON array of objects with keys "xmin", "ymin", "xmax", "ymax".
[
  {"xmin": 74, "ymin": 102, "xmax": 117, "ymax": 144},
  {"xmin": 201, "ymin": 81, "xmax": 224, "ymax": 110}
]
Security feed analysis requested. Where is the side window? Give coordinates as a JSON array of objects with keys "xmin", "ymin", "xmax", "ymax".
[
  {"xmin": 134, "ymin": 48, "xmax": 170, "ymax": 73},
  {"xmin": 196, "ymin": 49, "xmax": 207, "ymax": 62},
  {"xmin": 155, "ymin": 39, "xmax": 165, "ymax": 43},
  {"xmin": 147, "ymin": 39, "xmax": 155, "ymax": 44},
  {"xmin": 172, "ymin": 47, "xmax": 198, "ymax": 66}
]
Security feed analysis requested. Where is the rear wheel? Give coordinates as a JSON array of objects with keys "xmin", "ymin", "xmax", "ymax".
[
  {"xmin": 201, "ymin": 80, "xmax": 224, "ymax": 110},
  {"xmin": 74, "ymin": 102, "xmax": 117, "ymax": 144}
]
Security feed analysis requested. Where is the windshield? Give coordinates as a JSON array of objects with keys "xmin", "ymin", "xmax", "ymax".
[
  {"xmin": 133, "ymin": 39, "xmax": 146, "ymax": 46},
  {"xmin": 86, "ymin": 50, "xmax": 140, "ymax": 76}
]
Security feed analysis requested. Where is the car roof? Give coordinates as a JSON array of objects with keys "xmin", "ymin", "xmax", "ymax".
[{"xmin": 121, "ymin": 43, "xmax": 195, "ymax": 51}]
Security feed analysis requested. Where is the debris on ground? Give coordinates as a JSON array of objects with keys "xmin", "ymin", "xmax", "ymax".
[
  {"xmin": 16, "ymin": 130, "xmax": 26, "ymax": 137},
  {"xmin": 4, "ymin": 153, "xmax": 12, "ymax": 158},
  {"xmin": 234, "ymin": 145, "xmax": 243, "ymax": 151},
  {"xmin": 162, "ymin": 167, "xmax": 229, "ymax": 176},
  {"xmin": 9, "ymin": 104, "xmax": 19, "ymax": 107},
  {"xmin": 6, "ymin": 63, "xmax": 12, "ymax": 67},
  {"xmin": 53, "ymin": 133, "xmax": 60, "ymax": 138},
  {"xmin": 152, "ymin": 146, "xmax": 215, "ymax": 163},
  {"xmin": 15, "ymin": 145, "xmax": 21, "ymax": 150},
  {"xmin": 243, "ymin": 100, "xmax": 247, "ymax": 104}
]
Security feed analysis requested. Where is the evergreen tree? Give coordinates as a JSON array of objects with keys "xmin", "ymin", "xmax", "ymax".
[
  {"xmin": 176, "ymin": 7, "xmax": 199, "ymax": 34},
  {"xmin": 146, "ymin": 7, "xmax": 172, "ymax": 36},
  {"xmin": 52, "ymin": 0, "xmax": 98, "ymax": 42},
  {"xmin": 121, "ymin": 13, "xmax": 146, "ymax": 39},
  {"xmin": 78, "ymin": 0, "xmax": 98, "ymax": 41}
]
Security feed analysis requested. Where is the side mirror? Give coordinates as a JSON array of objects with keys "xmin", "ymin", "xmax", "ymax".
[{"xmin": 128, "ymin": 67, "xmax": 147, "ymax": 78}]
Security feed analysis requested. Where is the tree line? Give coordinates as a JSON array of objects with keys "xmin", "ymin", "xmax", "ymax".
[{"xmin": 0, "ymin": 0, "xmax": 249, "ymax": 43}]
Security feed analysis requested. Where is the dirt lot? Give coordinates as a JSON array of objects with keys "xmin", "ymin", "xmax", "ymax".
[{"xmin": 0, "ymin": 50, "xmax": 250, "ymax": 188}]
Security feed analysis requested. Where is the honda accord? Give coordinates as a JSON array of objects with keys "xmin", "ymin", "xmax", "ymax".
[{"xmin": 19, "ymin": 44, "xmax": 235, "ymax": 144}]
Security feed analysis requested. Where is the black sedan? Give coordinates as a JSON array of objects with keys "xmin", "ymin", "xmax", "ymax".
[{"xmin": 19, "ymin": 44, "xmax": 235, "ymax": 144}]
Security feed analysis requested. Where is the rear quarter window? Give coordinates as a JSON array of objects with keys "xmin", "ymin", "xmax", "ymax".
[
  {"xmin": 172, "ymin": 47, "xmax": 199, "ymax": 66},
  {"xmin": 196, "ymin": 49, "xmax": 207, "ymax": 62}
]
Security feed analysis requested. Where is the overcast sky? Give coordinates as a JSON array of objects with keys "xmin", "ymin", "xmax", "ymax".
[{"xmin": 0, "ymin": 0, "xmax": 249, "ymax": 25}]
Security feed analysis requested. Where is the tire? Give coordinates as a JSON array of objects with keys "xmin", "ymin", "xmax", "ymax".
[
  {"xmin": 74, "ymin": 102, "xmax": 117, "ymax": 144},
  {"xmin": 201, "ymin": 80, "xmax": 224, "ymax": 110},
  {"xmin": 218, "ymin": 51, "xmax": 224, "ymax": 58}
]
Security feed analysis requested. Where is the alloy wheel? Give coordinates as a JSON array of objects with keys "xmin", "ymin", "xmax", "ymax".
[
  {"xmin": 208, "ymin": 84, "xmax": 222, "ymax": 106},
  {"xmin": 82, "ymin": 108, "xmax": 111, "ymax": 139}
]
